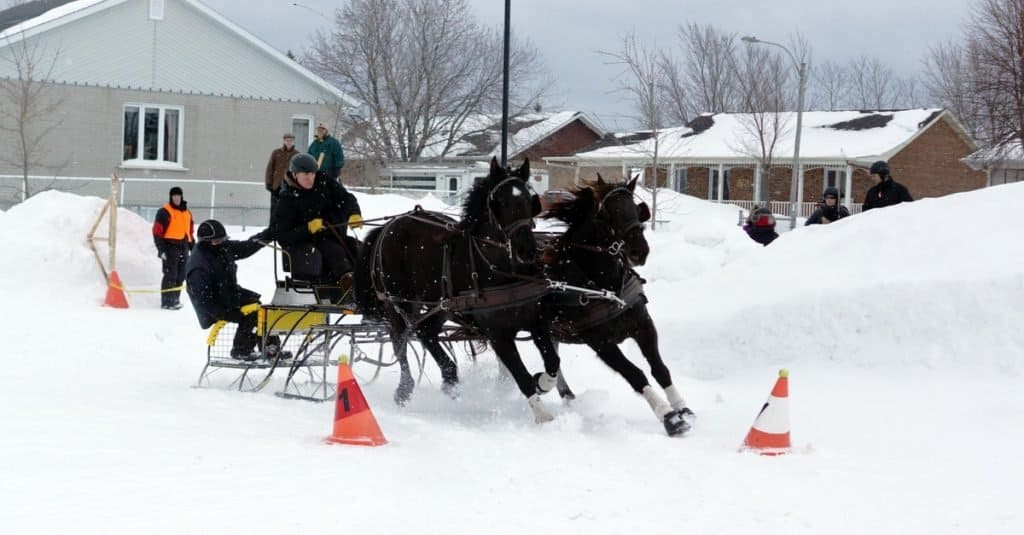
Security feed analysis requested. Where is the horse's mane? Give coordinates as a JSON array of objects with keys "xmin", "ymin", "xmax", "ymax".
[{"xmin": 543, "ymin": 176, "xmax": 627, "ymax": 228}]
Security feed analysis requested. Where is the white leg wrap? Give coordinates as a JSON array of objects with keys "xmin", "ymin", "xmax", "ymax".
[
  {"xmin": 642, "ymin": 386, "xmax": 672, "ymax": 419},
  {"xmin": 665, "ymin": 385, "xmax": 688, "ymax": 411},
  {"xmin": 537, "ymin": 372, "xmax": 558, "ymax": 393},
  {"xmin": 528, "ymin": 394, "xmax": 555, "ymax": 423}
]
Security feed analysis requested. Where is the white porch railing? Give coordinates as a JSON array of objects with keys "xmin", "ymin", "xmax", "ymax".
[{"xmin": 714, "ymin": 199, "xmax": 863, "ymax": 218}]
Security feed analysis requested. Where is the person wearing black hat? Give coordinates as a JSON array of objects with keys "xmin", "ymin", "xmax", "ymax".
[
  {"xmin": 805, "ymin": 186, "xmax": 850, "ymax": 225},
  {"xmin": 185, "ymin": 220, "xmax": 272, "ymax": 360},
  {"xmin": 743, "ymin": 207, "xmax": 779, "ymax": 246},
  {"xmin": 270, "ymin": 152, "xmax": 362, "ymax": 303},
  {"xmin": 152, "ymin": 186, "xmax": 194, "ymax": 309},
  {"xmin": 863, "ymin": 160, "xmax": 913, "ymax": 211}
]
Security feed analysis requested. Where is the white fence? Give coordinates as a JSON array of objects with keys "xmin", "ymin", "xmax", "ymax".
[{"xmin": 713, "ymin": 199, "xmax": 864, "ymax": 219}]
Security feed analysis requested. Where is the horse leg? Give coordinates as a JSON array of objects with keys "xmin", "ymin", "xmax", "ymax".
[
  {"xmin": 548, "ymin": 340, "xmax": 577, "ymax": 401},
  {"xmin": 588, "ymin": 341, "xmax": 689, "ymax": 437},
  {"xmin": 490, "ymin": 335, "xmax": 553, "ymax": 424},
  {"xmin": 417, "ymin": 324, "xmax": 460, "ymax": 399},
  {"xmin": 529, "ymin": 327, "xmax": 561, "ymax": 397},
  {"xmin": 633, "ymin": 313, "xmax": 694, "ymax": 419},
  {"xmin": 386, "ymin": 312, "xmax": 415, "ymax": 406}
]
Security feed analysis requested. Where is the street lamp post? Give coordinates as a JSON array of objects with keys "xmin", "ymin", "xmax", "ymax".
[{"xmin": 741, "ymin": 36, "xmax": 806, "ymax": 229}]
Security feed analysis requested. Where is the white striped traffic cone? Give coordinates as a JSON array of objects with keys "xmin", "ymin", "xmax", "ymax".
[{"xmin": 740, "ymin": 369, "xmax": 791, "ymax": 456}]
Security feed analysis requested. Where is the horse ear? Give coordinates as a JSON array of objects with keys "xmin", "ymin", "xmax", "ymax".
[
  {"xmin": 518, "ymin": 157, "xmax": 531, "ymax": 179},
  {"xmin": 627, "ymin": 175, "xmax": 640, "ymax": 191},
  {"xmin": 490, "ymin": 156, "xmax": 500, "ymax": 175},
  {"xmin": 531, "ymin": 194, "xmax": 542, "ymax": 217},
  {"xmin": 636, "ymin": 202, "xmax": 651, "ymax": 223},
  {"xmin": 596, "ymin": 173, "xmax": 606, "ymax": 186}
]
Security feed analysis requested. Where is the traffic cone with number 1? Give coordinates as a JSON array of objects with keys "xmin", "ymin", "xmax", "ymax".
[{"xmin": 325, "ymin": 355, "xmax": 387, "ymax": 446}]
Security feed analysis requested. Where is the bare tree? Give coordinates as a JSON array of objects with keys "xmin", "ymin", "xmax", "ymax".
[
  {"xmin": 731, "ymin": 44, "xmax": 793, "ymax": 203},
  {"xmin": 964, "ymin": 0, "xmax": 1024, "ymax": 152},
  {"xmin": 674, "ymin": 23, "xmax": 738, "ymax": 118},
  {"xmin": 893, "ymin": 75, "xmax": 923, "ymax": 108},
  {"xmin": 810, "ymin": 60, "xmax": 850, "ymax": 111},
  {"xmin": 848, "ymin": 55, "xmax": 897, "ymax": 109},
  {"xmin": 303, "ymin": 0, "xmax": 549, "ymax": 163},
  {"xmin": 0, "ymin": 34, "xmax": 65, "ymax": 201},
  {"xmin": 599, "ymin": 31, "xmax": 671, "ymax": 229}
]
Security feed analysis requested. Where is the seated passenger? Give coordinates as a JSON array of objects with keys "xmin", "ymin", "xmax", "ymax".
[{"xmin": 185, "ymin": 220, "xmax": 269, "ymax": 360}]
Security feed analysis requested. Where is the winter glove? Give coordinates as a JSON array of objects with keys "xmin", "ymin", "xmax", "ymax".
[
  {"xmin": 347, "ymin": 214, "xmax": 363, "ymax": 229},
  {"xmin": 307, "ymin": 218, "xmax": 325, "ymax": 234},
  {"xmin": 239, "ymin": 303, "xmax": 261, "ymax": 316}
]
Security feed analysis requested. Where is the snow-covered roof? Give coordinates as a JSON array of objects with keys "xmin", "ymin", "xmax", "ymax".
[
  {"xmin": 553, "ymin": 109, "xmax": 972, "ymax": 166},
  {"xmin": 962, "ymin": 138, "xmax": 1024, "ymax": 170},
  {"xmin": 0, "ymin": 0, "xmax": 353, "ymax": 105},
  {"xmin": 349, "ymin": 111, "xmax": 602, "ymax": 162}
]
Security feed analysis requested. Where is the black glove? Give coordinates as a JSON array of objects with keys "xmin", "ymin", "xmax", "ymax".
[{"xmin": 249, "ymin": 229, "xmax": 271, "ymax": 242}]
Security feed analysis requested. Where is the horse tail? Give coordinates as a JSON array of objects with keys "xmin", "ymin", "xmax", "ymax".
[{"xmin": 355, "ymin": 226, "xmax": 383, "ymax": 319}]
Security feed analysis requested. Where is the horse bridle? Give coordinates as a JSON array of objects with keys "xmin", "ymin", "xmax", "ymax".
[
  {"xmin": 481, "ymin": 175, "xmax": 536, "ymax": 261},
  {"xmin": 597, "ymin": 186, "xmax": 645, "ymax": 242}
]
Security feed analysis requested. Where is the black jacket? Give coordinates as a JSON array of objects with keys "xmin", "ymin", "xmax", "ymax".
[
  {"xmin": 185, "ymin": 240, "xmax": 264, "ymax": 328},
  {"xmin": 744, "ymin": 225, "xmax": 778, "ymax": 246},
  {"xmin": 269, "ymin": 171, "xmax": 361, "ymax": 247},
  {"xmin": 805, "ymin": 204, "xmax": 851, "ymax": 225},
  {"xmin": 863, "ymin": 178, "xmax": 913, "ymax": 211}
]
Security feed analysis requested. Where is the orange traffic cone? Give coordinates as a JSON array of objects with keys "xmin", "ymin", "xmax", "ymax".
[
  {"xmin": 740, "ymin": 368, "xmax": 791, "ymax": 456},
  {"xmin": 325, "ymin": 357, "xmax": 387, "ymax": 446},
  {"xmin": 104, "ymin": 270, "xmax": 129, "ymax": 308}
]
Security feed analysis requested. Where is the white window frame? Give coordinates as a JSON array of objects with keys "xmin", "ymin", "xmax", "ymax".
[
  {"xmin": 149, "ymin": 0, "xmax": 165, "ymax": 21},
  {"xmin": 292, "ymin": 114, "xmax": 314, "ymax": 151},
  {"xmin": 120, "ymin": 103, "xmax": 185, "ymax": 170}
]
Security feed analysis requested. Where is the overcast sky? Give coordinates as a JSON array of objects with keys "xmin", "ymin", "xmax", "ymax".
[{"xmin": 203, "ymin": 0, "xmax": 974, "ymax": 131}]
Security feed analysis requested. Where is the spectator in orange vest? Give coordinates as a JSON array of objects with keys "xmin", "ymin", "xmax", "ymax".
[{"xmin": 153, "ymin": 186, "xmax": 195, "ymax": 310}]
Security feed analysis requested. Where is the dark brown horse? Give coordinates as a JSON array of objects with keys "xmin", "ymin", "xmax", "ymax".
[
  {"xmin": 540, "ymin": 175, "xmax": 694, "ymax": 436},
  {"xmin": 355, "ymin": 158, "xmax": 563, "ymax": 423}
]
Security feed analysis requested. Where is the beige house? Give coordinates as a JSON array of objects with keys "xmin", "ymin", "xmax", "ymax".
[{"xmin": 0, "ymin": 0, "xmax": 353, "ymax": 223}]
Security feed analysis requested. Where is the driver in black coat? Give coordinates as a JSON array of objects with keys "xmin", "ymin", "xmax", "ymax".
[
  {"xmin": 269, "ymin": 153, "xmax": 362, "ymax": 301},
  {"xmin": 863, "ymin": 160, "xmax": 913, "ymax": 211}
]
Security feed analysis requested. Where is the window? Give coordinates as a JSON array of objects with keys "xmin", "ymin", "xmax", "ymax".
[
  {"xmin": 292, "ymin": 115, "xmax": 313, "ymax": 151},
  {"xmin": 122, "ymin": 104, "xmax": 183, "ymax": 167},
  {"xmin": 824, "ymin": 169, "xmax": 846, "ymax": 196},
  {"xmin": 710, "ymin": 168, "xmax": 730, "ymax": 200},
  {"xmin": 447, "ymin": 176, "xmax": 459, "ymax": 192},
  {"xmin": 674, "ymin": 167, "xmax": 688, "ymax": 193},
  {"xmin": 149, "ymin": 0, "xmax": 164, "ymax": 20}
]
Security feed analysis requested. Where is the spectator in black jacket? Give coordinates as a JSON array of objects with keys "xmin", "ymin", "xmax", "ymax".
[
  {"xmin": 805, "ymin": 187, "xmax": 850, "ymax": 225},
  {"xmin": 743, "ymin": 207, "xmax": 779, "ymax": 246},
  {"xmin": 185, "ymin": 220, "xmax": 268, "ymax": 360},
  {"xmin": 863, "ymin": 160, "xmax": 913, "ymax": 211},
  {"xmin": 269, "ymin": 153, "xmax": 362, "ymax": 301}
]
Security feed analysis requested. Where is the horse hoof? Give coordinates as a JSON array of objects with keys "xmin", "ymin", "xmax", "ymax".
[
  {"xmin": 528, "ymin": 394, "xmax": 555, "ymax": 424},
  {"xmin": 663, "ymin": 409, "xmax": 691, "ymax": 437},
  {"xmin": 441, "ymin": 380, "xmax": 461, "ymax": 400},
  {"xmin": 533, "ymin": 372, "xmax": 558, "ymax": 395}
]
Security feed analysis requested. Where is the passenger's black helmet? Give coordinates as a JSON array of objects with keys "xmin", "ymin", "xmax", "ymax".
[
  {"xmin": 289, "ymin": 153, "xmax": 319, "ymax": 175},
  {"xmin": 196, "ymin": 219, "xmax": 228, "ymax": 242},
  {"xmin": 823, "ymin": 186, "xmax": 840, "ymax": 199},
  {"xmin": 869, "ymin": 160, "xmax": 890, "ymax": 177}
]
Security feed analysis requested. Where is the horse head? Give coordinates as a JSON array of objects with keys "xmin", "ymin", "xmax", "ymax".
[
  {"xmin": 592, "ymin": 174, "xmax": 651, "ymax": 266},
  {"xmin": 462, "ymin": 157, "xmax": 540, "ymax": 266}
]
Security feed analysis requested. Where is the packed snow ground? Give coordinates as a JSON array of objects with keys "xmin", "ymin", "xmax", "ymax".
[{"xmin": 2, "ymin": 185, "xmax": 1022, "ymax": 534}]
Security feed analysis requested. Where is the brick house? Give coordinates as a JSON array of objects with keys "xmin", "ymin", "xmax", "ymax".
[
  {"xmin": 546, "ymin": 109, "xmax": 983, "ymax": 214},
  {"xmin": 342, "ymin": 111, "xmax": 604, "ymax": 194}
]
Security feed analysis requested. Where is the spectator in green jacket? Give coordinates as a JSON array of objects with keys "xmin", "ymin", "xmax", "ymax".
[{"xmin": 308, "ymin": 122, "xmax": 345, "ymax": 181}]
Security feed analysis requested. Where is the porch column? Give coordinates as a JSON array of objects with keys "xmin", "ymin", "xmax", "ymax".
[
  {"xmin": 844, "ymin": 164, "xmax": 853, "ymax": 209},
  {"xmin": 795, "ymin": 163, "xmax": 804, "ymax": 211},
  {"xmin": 753, "ymin": 165, "xmax": 762, "ymax": 203},
  {"xmin": 707, "ymin": 166, "xmax": 713, "ymax": 200},
  {"xmin": 574, "ymin": 162, "xmax": 580, "ymax": 185},
  {"xmin": 717, "ymin": 163, "xmax": 725, "ymax": 201},
  {"xmin": 668, "ymin": 162, "xmax": 676, "ymax": 191},
  {"xmin": 621, "ymin": 161, "xmax": 628, "ymax": 180}
]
